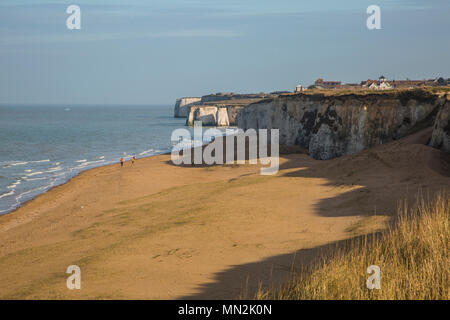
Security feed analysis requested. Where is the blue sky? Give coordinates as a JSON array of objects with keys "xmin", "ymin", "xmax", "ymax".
[{"xmin": 0, "ymin": 0, "xmax": 449, "ymax": 105}]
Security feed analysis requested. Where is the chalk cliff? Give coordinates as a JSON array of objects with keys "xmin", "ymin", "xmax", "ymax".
[
  {"xmin": 174, "ymin": 97, "xmax": 202, "ymax": 118},
  {"xmin": 186, "ymin": 105, "xmax": 245, "ymax": 126},
  {"xmin": 237, "ymin": 90, "xmax": 446, "ymax": 160},
  {"xmin": 429, "ymin": 100, "xmax": 450, "ymax": 153},
  {"xmin": 175, "ymin": 93, "xmax": 276, "ymax": 125}
]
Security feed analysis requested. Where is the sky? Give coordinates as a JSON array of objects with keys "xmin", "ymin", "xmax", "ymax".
[{"xmin": 0, "ymin": 0, "xmax": 449, "ymax": 105}]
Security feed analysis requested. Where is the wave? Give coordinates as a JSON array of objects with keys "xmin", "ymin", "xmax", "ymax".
[
  {"xmin": 76, "ymin": 160, "xmax": 105, "ymax": 168},
  {"xmin": 24, "ymin": 177, "xmax": 48, "ymax": 181},
  {"xmin": 0, "ymin": 190, "xmax": 14, "ymax": 199},
  {"xmin": 10, "ymin": 161, "xmax": 28, "ymax": 166},
  {"xmin": 1, "ymin": 159, "xmax": 51, "ymax": 169},
  {"xmin": 76, "ymin": 159, "xmax": 87, "ymax": 163},
  {"xmin": 26, "ymin": 171, "xmax": 44, "ymax": 177},
  {"xmin": 32, "ymin": 159, "xmax": 50, "ymax": 163},
  {"xmin": 0, "ymin": 179, "xmax": 56, "ymax": 214},
  {"xmin": 139, "ymin": 149, "xmax": 154, "ymax": 156},
  {"xmin": 138, "ymin": 149, "xmax": 167, "ymax": 156},
  {"xmin": 15, "ymin": 182, "xmax": 54, "ymax": 202},
  {"xmin": 7, "ymin": 181, "xmax": 21, "ymax": 189}
]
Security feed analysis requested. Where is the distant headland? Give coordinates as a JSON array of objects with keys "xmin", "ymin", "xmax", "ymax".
[
  {"xmin": 174, "ymin": 77, "xmax": 450, "ymax": 159},
  {"xmin": 174, "ymin": 76, "xmax": 450, "ymax": 127}
]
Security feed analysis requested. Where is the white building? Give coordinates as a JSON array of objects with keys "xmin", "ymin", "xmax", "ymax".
[
  {"xmin": 295, "ymin": 84, "xmax": 306, "ymax": 93},
  {"xmin": 369, "ymin": 81, "xmax": 393, "ymax": 90},
  {"xmin": 369, "ymin": 83, "xmax": 379, "ymax": 90},
  {"xmin": 379, "ymin": 82, "xmax": 393, "ymax": 90}
]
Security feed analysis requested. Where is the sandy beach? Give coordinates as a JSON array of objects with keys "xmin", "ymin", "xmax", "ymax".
[{"xmin": 0, "ymin": 128, "xmax": 448, "ymax": 299}]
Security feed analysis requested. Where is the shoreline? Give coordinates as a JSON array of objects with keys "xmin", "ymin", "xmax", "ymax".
[
  {"xmin": 0, "ymin": 150, "xmax": 171, "ymax": 217},
  {"xmin": 0, "ymin": 125, "xmax": 239, "ymax": 216}
]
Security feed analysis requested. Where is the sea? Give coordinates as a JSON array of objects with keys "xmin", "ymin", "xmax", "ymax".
[{"xmin": 0, "ymin": 104, "xmax": 229, "ymax": 215}]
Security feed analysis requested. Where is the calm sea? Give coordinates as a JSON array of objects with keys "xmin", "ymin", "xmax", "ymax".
[{"xmin": 0, "ymin": 104, "xmax": 223, "ymax": 215}]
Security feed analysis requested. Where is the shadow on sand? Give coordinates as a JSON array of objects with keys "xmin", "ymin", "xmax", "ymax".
[
  {"xmin": 178, "ymin": 233, "xmax": 382, "ymax": 299},
  {"xmin": 175, "ymin": 129, "xmax": 449, "ymax": 299}
]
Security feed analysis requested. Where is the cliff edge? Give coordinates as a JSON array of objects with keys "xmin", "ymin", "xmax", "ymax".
[
  {"xmin": 174, "ymin": 97, "xmax": 202, "ymax": 118},
  {"xmin": 429, "ymin": 99, "xmax": 450, "ymax": 153}
]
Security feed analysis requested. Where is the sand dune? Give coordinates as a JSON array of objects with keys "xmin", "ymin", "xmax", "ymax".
[{"xmin": 0, "ymin": 128, "xmax": 448, "ymax": 299}]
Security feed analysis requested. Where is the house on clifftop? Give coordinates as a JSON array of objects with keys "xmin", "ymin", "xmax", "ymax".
[{"xmin": 314, "ymin": 78, "xmax": 342, "ymax": 89}]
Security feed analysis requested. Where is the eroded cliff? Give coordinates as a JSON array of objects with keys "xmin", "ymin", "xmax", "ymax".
[
  {"xmin": 430, "ymin": 100, "xmax": 450, "ymax": 153},
  {"xmin": 174, "ymin": 97, "xmax": 202, "ymax": 118},
  {"xmin": 175, "ymin": 92, "xmax": 276, "ymax": 124},
  {"xmin": 186, "ymin": 105, "xmax": 245, "ymax": 126},
  {"xmin": 237, "ymin": 90, "xmax": 446, "ymax": 159}
]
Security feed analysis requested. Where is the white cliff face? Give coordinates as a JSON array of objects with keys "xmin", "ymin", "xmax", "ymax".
[
  {"xmin": 430, "ymin": 100, "xmax": 450, "ymax": 153},
  {"xmin": 238, "ymin": 90, "xmax": 446, "ymax": 160},
  {"xmin": 174, "ymin": 97, "xmax": 201, "ymax": 118},
  {"xmin": 216, "ymin": 108, "xmax": 230, "ymax": 126},
  {"xmin": 186, "ymin": 106, "xmax": 220, "ymax": 126},
  {"xmin": 226, "ymin": 105, "xmax": 245, "ymax": 125},
  {"xmin": 176, "ymin": 93, "xmax": 270, "ymax": 120},
  {"xmin": 186, "ymin": 105, "xmax": 245, "ymax": 126}
]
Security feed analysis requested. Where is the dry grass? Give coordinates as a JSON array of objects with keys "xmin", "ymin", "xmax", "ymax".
[
  {"xmin": 282, "ymin": 86, "xmax": 450, "ymax": 97},
  {"xmin": 257, "ymin": 192, "xmax": 449, "ymax": 300}
]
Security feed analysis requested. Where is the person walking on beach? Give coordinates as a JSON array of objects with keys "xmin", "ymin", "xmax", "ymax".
[
  {"xmin": 120, "ymin": 157, "xmax": 124, "ymax": 167},
  {"xmin": 131, "ymin": 156, "xmax": 135, "ymax": 165}
]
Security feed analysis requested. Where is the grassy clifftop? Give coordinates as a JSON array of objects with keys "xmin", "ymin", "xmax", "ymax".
[{"xmin": 250, "ymin": 87, "xmax": 449, "ymax": 106}]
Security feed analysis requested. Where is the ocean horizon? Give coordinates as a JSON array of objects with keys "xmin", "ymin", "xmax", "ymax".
[{"xmin": 0, "ymin": 104, "xmax": 227, "ymax": 215}]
